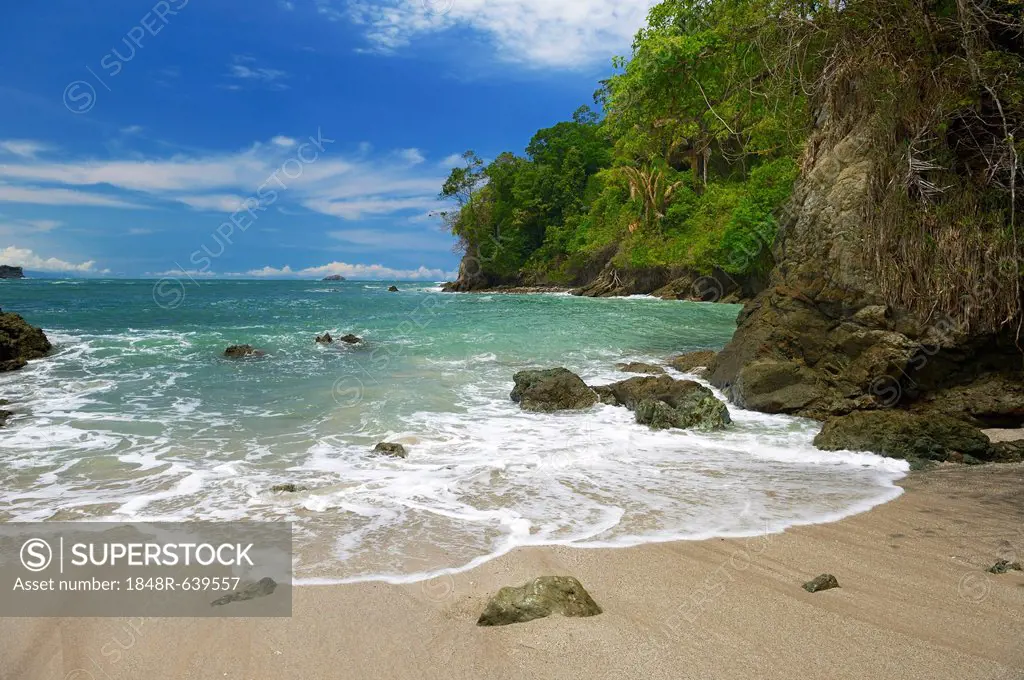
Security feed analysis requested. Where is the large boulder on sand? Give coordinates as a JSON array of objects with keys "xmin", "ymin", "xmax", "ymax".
[
  {"xmin": 0, "ymin": 312, "xmax": 51, "ymax": 372},
  {"xmin": 597, "ymin": 375, "xmax": 731, "ymax": 431},
  {"xmin": 477, "ymin": 576, "xmax": 602, "ymax": 627},
  {"xmin": 813, "ymin": 410, "xmax": 996, "ymax": 464},
  {"xmin": 511, "ymin": 368, "xmax": 598, "ymax": 412}
]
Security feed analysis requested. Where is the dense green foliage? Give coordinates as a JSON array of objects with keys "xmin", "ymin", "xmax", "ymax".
[{"xmin": 441, "ymin": 0, "xmax": 1023, "ymax": 311}]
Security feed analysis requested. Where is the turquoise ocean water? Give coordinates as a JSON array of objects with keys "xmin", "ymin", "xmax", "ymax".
[{"xmin": 0, "ymin": 279, "xmax": 907, "ymax": 582}]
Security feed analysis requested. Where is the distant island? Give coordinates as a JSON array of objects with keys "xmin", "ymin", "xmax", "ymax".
[
  {"xmin": 322, "ymin": 275, "xmax": 346, "ymax": 281},
  {"xmin": 0, "ymin": 266, "xmax": 24, "ymax": 279}
]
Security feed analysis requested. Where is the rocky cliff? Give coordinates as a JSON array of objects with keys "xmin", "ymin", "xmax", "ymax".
[
  {"xmin": 0, "ymin": 266, "xmax": 24, "ymax": 279},
  {"xmin": 707, "ymin": 127, "xmax": 1023, "ymax": 427},
  {"xmin": 443, "ymin": 246, "xmax": 763, "ymax": 302}
]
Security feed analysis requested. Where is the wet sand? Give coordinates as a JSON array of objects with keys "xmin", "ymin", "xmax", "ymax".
[{"xmin": 2, "ymin": 464, "xmax": 1022, "ymax": 680}]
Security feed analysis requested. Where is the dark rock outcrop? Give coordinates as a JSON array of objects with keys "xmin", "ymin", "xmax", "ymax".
[
  {"xmin": 511, "ymin": 368, "xmax": 598, "ymax": 412},
  {"xmin": 224, "ymin": 345, "xmax": 265, "ymax": 358},
  {"xmin": 0, "ymin": 409, "xmax": 11, "ymax": 427},
  {"xmin": 616, "ymin": 362, "xmax": 666, "ymax": 375},
  {"xmin": 442, "ymin": 243, "xmax": 763, "ymax": 301},
  {"xmin": 387, "ymin": 285, "xmax": 399, "ymax": 292},
  {"xmin": 0, "ymin": 266, "xmax": 24, "ymax": 279},
  {"xmin": 802, "ymin": 574, "xmax": 840, "ymax": 593},
  {"xmin": 668, "ymin": 350, "xmax": 717, "ymax": 374},
  {"xmin": 315, "ymin": 333, "xmax": 333, "ymax": 344},
  {"xmin": 991, "ymin": 439, "xmax": 1024, "ymax": 463},
  {"xmin": 373, "ymin": 442, "xmax": 407, "ymax": 458},
  {"xmin": 477, "ymin": 576, "xmax": 602, "ymax": 627},
  {"xmin": 813, "ymin": 411, "xmax": 996, "ymax": 464},
  {"xmin": 339, "ymin": 334, "xmax": 361, "ymax": 344},
  {"xmin": 596, "ymin": 375, "xmax": 731, "ymax": 430},
  {"xmin": 0, "ymin": 312, "xmax": 52, "ymax": 372},
  {"xmin": 322, "ymin": 275, "xmax": 346, "ymax": 281}
]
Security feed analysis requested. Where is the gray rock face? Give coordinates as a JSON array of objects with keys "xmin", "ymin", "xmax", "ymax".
[
  {"xmin": 813, "ymin": 410, "xmax": 995, "ymax": 463},
  {"xmin": 373, "ymin": 442, "xmax": 407, "ymax": 458},
  {"xmin": 598, "ymin": 375, "xmax": 731, "ymax": 431},
  {"xmin": 0, "ymin": 312, "xmax": 52, "ymax": 372},
  {"xmin": 616, "ymin": 362, "xmax": 666, "ymax": 375},
  {"xmin": 802, "ymin": 574, "xmax": 840, "ymax": 593},
  {"xmin": 511, "ymin": 368, "xmax": 598, "ymax": 412},
  {"xmin": 706, "ymin": 127, "xmax": 1024, "ymax": 429},
  {"xmin": 477, "ymin": 576, "xmax": 602, "ymax": 627}
]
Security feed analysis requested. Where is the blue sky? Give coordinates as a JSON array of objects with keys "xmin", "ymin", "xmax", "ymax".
[{"xmin": 0, "ymin": 0, "xmax": 656, "ymax": 279}]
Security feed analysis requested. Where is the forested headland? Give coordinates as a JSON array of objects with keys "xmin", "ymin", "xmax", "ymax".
[{"xmin": 439, "ymin": 0, "xmax": 1023, "ymax": 316}]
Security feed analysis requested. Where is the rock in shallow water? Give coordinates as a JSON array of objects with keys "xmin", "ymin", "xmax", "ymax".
[
  {"xmin": 374, "ymin": 442, "xmax": 407, "ymax": 458},
  {"xmin": 339, "ymin": 334, "xmax": 362, "ymax": 344},
  {"xmin": 802, "ymin": 574, "xmax": 840, "ymax": 593},
  {"xmin": 616, "ymin": 362, "xmax": 666, "ymax": 375},
  {"xmin": 599, "ymin": 375, "xmax": 731, "ymax": 431},
  {"xmin": 224, "ymin": 344, "xmax": 265, "ymax": 358},
  {"xmin": 668, "ymin": 350, "xmax": 717, "ymax": 374},
  {"xmin": 270, "ymin": 483, "xmax": 308, "ymax": 493},
  {"xmin": 315, "ymin": 332, "xmax": 333, "ymax": 344},
  {"xmin": 511, "ymin": 368, "xmax": 598, "ymax": 412},
  {"xmin": 813, "ymin": 410, "xmax": 995, "ymax": 463},
  {"xmin": 0, "ymin": 312, "xmax": 51, "ymax": 372},
  {"xmin": 477, "ymin": 576, "xmax": 602, "ymax": 627}
]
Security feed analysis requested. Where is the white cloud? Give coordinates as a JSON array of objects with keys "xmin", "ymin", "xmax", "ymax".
[
  {"xmin": 0, "ymin": 135, "xmax": 452, "ymax": 220},
  {"xmin": 174, "ymin": 194, "xmax": 249, "ymax": 212},
  {"xmin": 439, "ymin": 153, "xmax": 464, "ymax": 168},
  {"xmin": 397, "ymin": 148, "xmax": 425, "ymax": 165},
  {"xmin": 304, "ymin": 196, "xmax": 437, "ymax": 219},
  {"xmin": 227, "ymin": 55, "xmax": 290, "ymax": 89},
  {"xmin": 0, "ymin": 140, "xmax": 51, "ymax": 158},
  {"xmin": 0, "ymin": 183, "xmax": 142, "ymax": 208},
  {"xmin": 0, "ymin": 246, "xmax": 106, "ymax": 273},
  {"xmin": 120, "ymin": 125, "xmax": 144, "ymax": 135},
  {"xmin": 328, "ymin": 228, "xmax": 450, "ymax": 251},
  {"xmin": 0, "ymin": 218, "xmax": 62, "ymax": 234},
  {"xmin": 243, "ymin": 261, "xmax": 453, "ymax": 280},
  {"xmin": 345, "ymin": 0, "xmax": 658, "ymax": 68}
]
